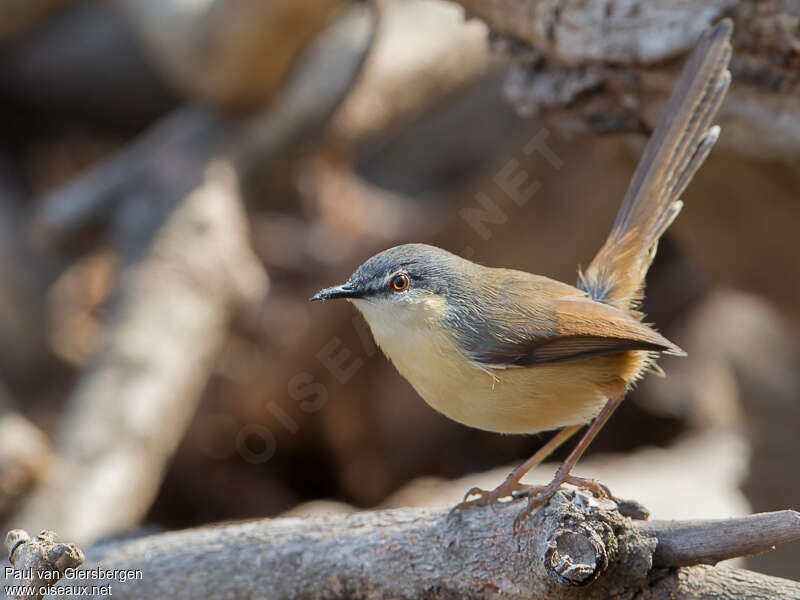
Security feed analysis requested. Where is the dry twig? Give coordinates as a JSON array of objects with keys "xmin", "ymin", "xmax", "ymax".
[{"xmin": 4, "ymin": 529, "xmax": 84, "ymax": 600}]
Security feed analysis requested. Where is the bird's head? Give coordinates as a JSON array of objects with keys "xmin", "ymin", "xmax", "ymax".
[{"xmin": 310, "ymin": 243, "xmax": 471, "ymax": 330}]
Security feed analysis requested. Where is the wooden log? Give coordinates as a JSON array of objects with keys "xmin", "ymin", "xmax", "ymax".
[
  {"xmin": 45, "ymin": 493, "xmax": 800, "ymax": 599},
  {"xmin": 113, "ymin": 0, "xmax": 347, "ymax": 112},
  {"xmin": 4, "ymin": 529, "xmax": 83, "ymax": 600},
  {"xmin": 445, "ymin": 0, "xmax": 800, "ymax": 160}
]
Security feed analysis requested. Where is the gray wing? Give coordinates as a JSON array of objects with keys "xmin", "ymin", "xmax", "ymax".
[{"xmin": 449, "ymin": 272, "xmax": 683, "ymax": 369}]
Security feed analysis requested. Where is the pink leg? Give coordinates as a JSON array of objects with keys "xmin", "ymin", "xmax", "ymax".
[
  {"xmin": 450, "ymin": 424, "xmax": 582, "ymax": 515},
  {"xmin": 513, "ymin": 395, "xmax": 624, "ymax": 532}
]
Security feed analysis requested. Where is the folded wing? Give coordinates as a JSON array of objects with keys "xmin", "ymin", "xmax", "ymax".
[{"xmin": 455, "ymin": 273, "xmax": 683, "ymax": 368}]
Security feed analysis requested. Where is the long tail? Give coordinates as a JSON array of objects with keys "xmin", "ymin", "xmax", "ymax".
[{"xmin": 578, "ymin": 19, "xmax": 732, "ymax": 313}]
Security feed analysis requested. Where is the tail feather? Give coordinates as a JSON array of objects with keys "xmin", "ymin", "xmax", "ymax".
[{"xmin": 579, "ymin": 19, "xmax": 733, "ymax": 312}]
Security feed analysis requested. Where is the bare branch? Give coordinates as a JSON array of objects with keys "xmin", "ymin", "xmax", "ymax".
[
  {"xmin": 446, "ymin": 0, "xmax": 800, "ymax": 160},
  {"xmin": 113, "ymin": 0, "xmax": 347, "ymax": 111},
  {"xmin": 10, "ymin": 2, "xmax": 375, "ymax": 549},
  {"xmin": 9, "ymin": 159, "xmax": 268, "ymax": 547},
  {"xmin": 640, "ymin": 564, "xmax": 800, "ymax": 600},
  {"xmin": 452, "ymin": 0, "xmax": 732, "ymax": 65},
  {"xmin": 638, "ymin": 510, "xmax": 800, "ymax": 568},
  {"xmin": 35, "ymin": 2, "xmax": 376, "ymax": 246},
  {"xmin": 0, "ymin": 402, "xmax": 52, "ymax": 515},
  {"xmin": 5, "ymin": 529, "xmax": 84, "ymax": 600},
  {"xmin": 332, "ymin": 0, "xmax": 492, "ymax": 143},
  {"xmin": 51, "ymin": 492, "xmax": 800, "ymax": 599}
]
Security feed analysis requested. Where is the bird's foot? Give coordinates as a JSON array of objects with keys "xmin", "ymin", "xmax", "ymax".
[
  {"xmin": 448, "ymin": 477, "xmax": 533, "ymax": 519},
  {"xmin": 564, "ymin": 474, "xmax": 613, "ymax": 499},
  {"xmin": 512, "ymin": 474, "xmax": 614, "ymax": 533},
  {"xmin": 512, "ymin": 480, "xmax": 562, "ymax": 533}
]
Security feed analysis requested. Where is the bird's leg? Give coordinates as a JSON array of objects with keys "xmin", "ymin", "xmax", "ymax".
[
  {"xmin": 513, "ymin": 395, "xmax": 624, "ymax": 532},
  {"xmin": 450, "ymin": 424, "xmax": 582, "ymax": 516}
]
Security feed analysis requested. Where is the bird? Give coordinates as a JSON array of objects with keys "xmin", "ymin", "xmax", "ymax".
[{"xmin": 311, "ymin": 19, "xmax": 733, "ymax": 531}]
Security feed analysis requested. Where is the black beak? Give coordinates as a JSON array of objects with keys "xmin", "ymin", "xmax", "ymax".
[{"xmin": 310, "ymin": 283, "xmax": 362, "ymax": 302}]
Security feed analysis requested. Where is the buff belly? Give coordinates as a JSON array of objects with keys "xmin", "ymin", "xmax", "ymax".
[
  {"xmin": 352, "ymin": 296, "xmax": 649, "ymax": 435},
  {"xmin": 398, "ymin": 352, "xmax": 641, "ymax": 434}
]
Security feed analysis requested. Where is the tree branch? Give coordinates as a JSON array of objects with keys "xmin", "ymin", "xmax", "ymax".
[
  {"xmin": 4, "ymin": 529, "xmax": 84, "ymax": 600},
  {"xmin": 638, "ymin": 511, "xmax": 800, "ymax": 568},
  {"xmin": 8, "ymin": 157, "xmax": 268, "ymax": 548},
  {"xmin": 50, "ymin": 491, "xmax": 800, "ymax": 599},
  {"xmin": 446, "ymin": 0, "xmax": 800, "ymax": 160},
  {"xmin": 8, "ymin": 2, "xmax": 375, "ymax": 549},
  {"xmin": 112, "ymin": 0, "xmax": 347, "ymax": 111},
  {"xmin": 34, "ymin": 2, "xmax": 376, "ymax": 247},
  {"xmin": 453, "ymin": 0, "xmax": 734, "ymax": 65}
]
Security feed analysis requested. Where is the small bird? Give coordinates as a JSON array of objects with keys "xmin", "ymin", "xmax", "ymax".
[{"xmin": 311, "ymin": 20, "xmax": 732, "ymax": 530}]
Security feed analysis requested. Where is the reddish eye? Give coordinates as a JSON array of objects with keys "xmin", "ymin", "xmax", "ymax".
[{"xmin": 391, "ymin": 274, "xmax": 409, "ymax": 291}]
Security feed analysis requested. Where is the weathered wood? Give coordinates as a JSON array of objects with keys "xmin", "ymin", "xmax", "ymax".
[
  {"xmin": 4, "ymin": 530, "xmax": 84, "ymax": 600},
  {"xmin": 446, "ymin": 0, "xmax": 800, "ymax": 159},
  {"xmin": 9, "ymin": 158, "xmax": 268, "ymax": 547},
  {"xmin": 113, "ymin": 0, "xmax": 346, "ymax": 111},
  {"xmin": 333, "ymin": 0, "xmax": 492, "ymax": 143},
  {"xmin": 453, "ymin": 0, "xmax": 734, "ymax": 65},
  {"xmin": 0, "ymin": 395, "xmax": 51, "ymax": 515},
  {"xmin": 35, "ymin": 2, "xmax": 376, "ymax": 246},
  {"xmin": 48, "ymin": 493, "xmax": 800, "ymax": 599},
  {"xmin": 0, "ymin": 159, "xmax": 51, "ymax": 382},
  {"xmin": 637, "ymin": 511, "xmax": 800, "ymax": 567},
  {"xmin": 9, "ymin": 3, "xmax": 376, "ymax": 548},
  {"xmin": 639, "ymin": 564, "xmax": 800, "ymax": 600}
]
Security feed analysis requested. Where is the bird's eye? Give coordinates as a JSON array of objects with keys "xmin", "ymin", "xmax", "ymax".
[{"xmin": 390, "ymin": 274, "xmax": 409, "ymax": 292}]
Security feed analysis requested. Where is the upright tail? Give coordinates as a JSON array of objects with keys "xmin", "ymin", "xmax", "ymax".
[{"xmin": 578, "ymin": 19, "xmax": 732, "ymax": 314}]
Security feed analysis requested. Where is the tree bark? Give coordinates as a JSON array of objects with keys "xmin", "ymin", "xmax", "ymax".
[
  {"xmin": 5, "ymin": 3, "xmax": 375, "ymax": 549},
  {"xmin": 8, "ymin": 152, "xmax": 268, "ymax": 548},
  {"xmin": 446, "ymin": 0, "xmax": 800, "ymax": 160},
  {"xmin": 4, "ymin": 530, "xmax": 84, "ymax": 600},
  {"xmin": 45, "ymin": 492, "xmax": 800, "ymax": 599}
]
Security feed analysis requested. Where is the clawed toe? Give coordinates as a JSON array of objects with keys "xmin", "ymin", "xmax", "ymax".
[
  {"xmin": 451, "ymin": 473, "xmax": 617, "ymax": 530},
  {"xmin": 449, "ymin": 479, "xmax": 532, "ymax": 519},
  {"xmin": 512, "ymin": 508, "xmax": 529, "ymax": 533},
  {"xmin": 512, "ymin": 476, "xmax": 615, "ymax": 532},
  {"xmin": 448, "ymin": 488, "xmax": 490, "ymax": 520},
  {"xmin": 565, "ymin": 475, "xmax": 613, "ymax": 499},
  {"xmin": 451, "ymin": 401, "xmax": 624, "ymax": 532},
  {"xmin": 461, "ymin": 486, "xmax": 486, "ymax": 504},
  {"xmin": 512, "ymin": 485, "xmax": 555, "ymax": 533}
]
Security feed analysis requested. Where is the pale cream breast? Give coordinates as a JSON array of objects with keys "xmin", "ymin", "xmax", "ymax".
[{"xmin": 352, "ymin": 295, "xmax": 643, "ymax": 434}]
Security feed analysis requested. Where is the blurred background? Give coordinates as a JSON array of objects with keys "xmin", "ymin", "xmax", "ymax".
[{"xmin": 0, "ymin": 0, "xmax": 798, "ymax": 583}]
